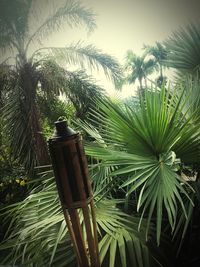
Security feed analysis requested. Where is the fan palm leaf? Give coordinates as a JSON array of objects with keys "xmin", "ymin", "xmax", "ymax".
[
  {"xmin": 81, "ymin": 86, "xmax": 200, "ymax": 245},
  {"xmin": 165, "ymin": 23, "xmax": 200, "ymax": 76}
]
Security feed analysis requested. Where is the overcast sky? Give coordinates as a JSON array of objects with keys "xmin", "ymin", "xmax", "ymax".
[
  {"xmin": 49, "ymin": 0, "xmax": 200, "ymax": 98},
  {"xmin": 5, "ymin": 0, "xmax": 200, "ymax": 98},
  {"xmin": 45, "ymin": 0, "xmax": 200, "ymax": 55},
  {"xmin": 78, "ymin": 0, "xmax": 200, "ymax": 58}
]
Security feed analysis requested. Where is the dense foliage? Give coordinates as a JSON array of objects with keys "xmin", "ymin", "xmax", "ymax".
[
  {"xmin": 0, "ymin": 0, "xmax": 122, "ymax": 175},
  {"xmin": 1, "ymin": 80, "xmax": 199, "ymax": 266},
  {"xmin": 0, "ymin": 1, "xmax": 200, "ymax": 266}
]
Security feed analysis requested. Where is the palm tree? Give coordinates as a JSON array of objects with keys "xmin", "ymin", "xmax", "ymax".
[
  {"xmin": 143, "ymin": 42, "xmax": 168, "ymax": 86},
  {"xmin": 124, "ymin": 50, "xmax": 156, "ymax": 90},
  {"xmin": 82, "ymin": 85, "xmax": 200, "ymax": 245},
  {"xmin": 0, "ymin": 0, "xmax": 122, "ymax": 175},
  {"xmin": 164, "ymin": 23, "xmax": 200, "ymax": 77}
]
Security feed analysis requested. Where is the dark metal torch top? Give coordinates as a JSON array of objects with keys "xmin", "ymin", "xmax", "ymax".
[{"xmin": 50, "ymin": 119, "xmax": 77, "ymax": 141}]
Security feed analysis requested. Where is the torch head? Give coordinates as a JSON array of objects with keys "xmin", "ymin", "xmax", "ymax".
[
  {"xmin": 51, "ymin": 119, "xmax": 77, "ymax": 140},
  {"xmin": 48, "ymin": 119, "xmax": 91, "ymax": 208}
]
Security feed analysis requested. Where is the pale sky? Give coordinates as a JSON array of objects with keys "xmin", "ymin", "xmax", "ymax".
[
  {"xmin": 4, "ymin": 0, "xmax": 200, "ymax": 98},
  {"xmin": 41, "ymin": 0, "xmax": 200, "ymax": 98}
]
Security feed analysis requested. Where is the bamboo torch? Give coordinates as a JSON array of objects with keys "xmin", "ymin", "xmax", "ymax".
[{"xmin": 48, "ymin": 119, "xmax": 100, "ymax": 267}]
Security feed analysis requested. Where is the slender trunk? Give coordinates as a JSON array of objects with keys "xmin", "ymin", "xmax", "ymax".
[
  {"xmin": 144, "ymin": 77, "xmax": 147, "ymax": 88},
  {"xmin": 30, "ymin": 102, "xmax": 50, "ymax": 166},
  {"xmin": 139, "ymin": 78, "xmax": 143, "ymax": 90},
  {"xmin": 160, "ymin": 64, "xmax": 163, "ymax": 80}
]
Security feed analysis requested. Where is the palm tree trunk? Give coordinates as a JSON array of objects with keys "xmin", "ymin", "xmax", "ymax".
[
  {"xmin": 139, "ymin": 78, "xmax": 143, "ymax": 90},
  {"xmin": 144, "ymin": 77, "xmax": 147, "ymax": 88},
  {"xmin": 30, "ymin": 103, "xmax": 50, "ymax": 166},
  {"xmin": 21, "ymin": 62, "xmax": 50, "ymax": 169},
  {"xmin": 160, "ymin": 64, "xmax": 163, "ymax": 80}
]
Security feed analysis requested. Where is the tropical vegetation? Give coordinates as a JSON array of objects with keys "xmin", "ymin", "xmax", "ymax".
[
  {"xmin": 0, "ymin": 1, "xmax": 200, "ymax": 267},
  {"xmin": 0, "ymin": 0, "xmax": 122, "ymax": 175}
]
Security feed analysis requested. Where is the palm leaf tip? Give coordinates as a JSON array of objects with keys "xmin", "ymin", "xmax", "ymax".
[
  {"xmin": 96, "ymin": 199, "xmax": 152, "ymax": 267},
  {"xmin": 62, "ymin": 0, "xmax": 97, "ymax": 32}
]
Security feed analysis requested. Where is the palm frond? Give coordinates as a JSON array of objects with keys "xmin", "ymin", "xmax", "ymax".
[
  {"xmin": 0, "ymin": 170, "xmax": 75, "ymax": 266},
  {"xmin": 3, "ymin": 66, "xmax": 50, "ymax": 174},
  {"xmin": 76, "ymin": 120, "xmax": 115, "ymax": 193},
  {"xmin": 96, "ymin": 199, "xmax": 152, "ymax": 267},
  {"xmin": 37, "ymin": 58, "xmax": 67, "ymax": 96},
  {"xmin": 178, "ymin": 74, "xmax": 200, "ymax": 119},
  {"xmin": 82, "ymin": 86, "xmax": 199, "ymax": 244},
  {"xmin": 26, "ymin": 0, "xmax": 96, "ymax": 50},
  {"xmin": 47, "ymin": 42, "xmax": 123, "ymax": 87},
  {"xmin": 33, "ymin": 58, "xmax": 106, "ymax": 122},
  {"xmin": 173, "ymin": 77, "xmax": 200, "ymax": 163},
  {"xmin": 165, "ymin": 23, "xmax": 200, "ymax": 75},
  {"xmin": 0, "ymin": 0, "xmax": 33, "ymax": 53},
  {"xmin": 143, "ymin": 42, "xmax": 168, "ymax": 64},
  {"xmin": 0, "ymin": 169, "xmax": 164, "ymax": 267},
  {"xmin": 3, "ymin": 82, "xmax": 37, "ymax": 173},
  {"xmin": 65, "ymin": 70, "xmax": 105, "ymax": 119},
  {"xmin": 0, "ymin": 0, "xmax": 122, "ymax": 174}
]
